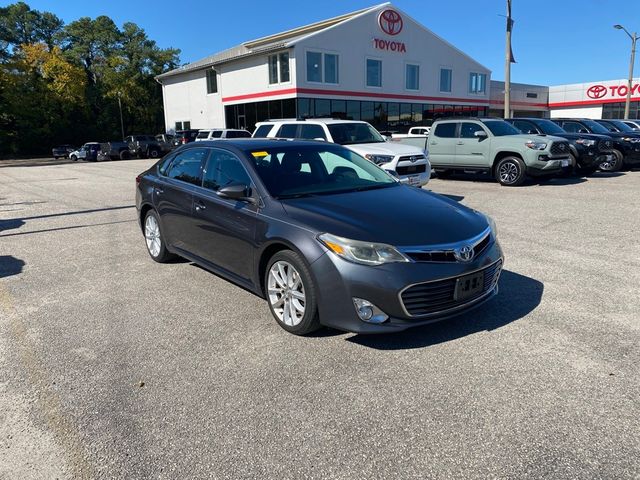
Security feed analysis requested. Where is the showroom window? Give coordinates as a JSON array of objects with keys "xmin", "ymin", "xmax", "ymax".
[
  {"xmin": 440, "ymin": 68, "xmax": 452, "ymax": 92},
  {"xmin": 268, "ymin": 52, "xmax": 290, "ymax": 84},
  {"xmin": 406, "ymin": 64, "xmax": 419, "ymax": 90},
  {"xmin": 206, "ymin": 69, "xmax": 218, "ymax": 94},
  {"xmin": 366, "ymin": 59, "xmax": 382, "ymax": 87},
  {"xmin": 469, "ymin": 72, "xmax": 487, "ymax": 94},
  {"xmin": 306, "ymin": 51, "xmax": 339, "ymax": 84}
]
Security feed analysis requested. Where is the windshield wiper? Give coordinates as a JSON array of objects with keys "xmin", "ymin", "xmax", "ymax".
[{"xmin": 276, "ymin": 192, "xmax": 317, "ymax": 199}]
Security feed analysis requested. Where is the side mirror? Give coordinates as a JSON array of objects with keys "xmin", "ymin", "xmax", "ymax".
[
  {"xmin": 474, "ymin": 130, "xmax": 488, "ymax": 138},
  {"xmin": 217, "ymin": 183, "xmax": 253, "ymax": 202}
]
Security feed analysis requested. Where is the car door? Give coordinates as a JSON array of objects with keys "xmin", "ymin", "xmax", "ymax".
[
  {"xmin": 154, "ymin": 148, "xmax": 209, "ymax": 252},
  {"xmin": 190, "ymin": 148, "xmax": 258, "ymax": 281},
  {"xmin": 456, "ymin": 122, "xmax": 490, "ymax": 167},
  {"xmin": 428, "ymin": 122, "xmax": 459, "ymax": 167}
]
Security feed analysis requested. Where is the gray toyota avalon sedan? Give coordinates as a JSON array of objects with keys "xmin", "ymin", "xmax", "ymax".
[{"xmin": 136, "ymin": 139, "xmax": 503, "ymax": 335}]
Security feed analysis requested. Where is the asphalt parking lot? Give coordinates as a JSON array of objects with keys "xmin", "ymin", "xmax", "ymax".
[{"xmin": 1, "ymin": 158, "xmax": 639, "ymax": 479}]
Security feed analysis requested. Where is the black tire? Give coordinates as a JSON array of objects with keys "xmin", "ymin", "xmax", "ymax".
[
  {"xmin": 562, "ymin": 153, "xmax": 578, "ymax": 176},
  {"xmin": 119, "ymin": 149, "xmax": 131, "ymax": 160},
  {"xmin": 143, "ymin": 210, "xmax": 174, "ymax": 263},
  {"xmin": 599, "ymin": 149, "xmax": 624, "ymax": 172},
  {"xmin": 148, "ymin": 148, "xmax": 160, "ymax": 159},
  {"xmin": 70, "ymin": 154, "xmax": 77, "ymax": 162},
  {"xmin": 265, "ymin": 250, "xmax": 321, "ymax": 335},
  {"xmin": 495, "ymin": 156, "xmax": 526, "ymax": 186}
]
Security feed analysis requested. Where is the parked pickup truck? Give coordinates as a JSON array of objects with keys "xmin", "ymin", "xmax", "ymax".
[
  {"xmin": 392, "ymin": 126, "xmax": 431, "ymax": 138},
  {"xmin": 97, "ymin": 141, "xmax": 131, "ymax": 161},
  {"xmin": 426, "ymin": 118, "xmax": 571, "ymax": 186},
  {"xmin": 125, "ymin": 135, "xmax": 171, "ymax": 159},
  {"xmin": 253, "ymin": 119, "xmax": 431, "ymax": 186}
]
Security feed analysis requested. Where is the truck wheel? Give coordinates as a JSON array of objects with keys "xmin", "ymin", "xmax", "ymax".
[
  {"xmin": 148, "ymin": 148, "xmax": 160, "ymax": 159},
  {"xmin": 599, "ymin": 149, "xmax": 624, "ymax": 172},
  {"xmin": 495, "ymin": 156, "xmax": 526, "ymax": 186},
  {"xmin": 119, "ymin": 150, "xmax": 131, "ymax": 160}
]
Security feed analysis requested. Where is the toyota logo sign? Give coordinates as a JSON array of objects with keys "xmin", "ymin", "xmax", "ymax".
[
  {"xmin": 378, "ymin": 9, "xmax": 403, "ymax": 36},
  {"xmin": 586, "ymin": 85, "xmax": 608, "ymax": 99},
  {"xmin": 454, "ymin": 245, "xmax": 475, "ymax": 263}
]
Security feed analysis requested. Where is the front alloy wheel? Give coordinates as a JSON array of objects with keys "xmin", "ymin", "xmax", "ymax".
[
  {"xmin": 144, "ymin": 211, "xmax": 173, "ymax": 262},
  {"xmin": 268, "ymin": 261, "xmax": 306, "ymax": 327},
  {"xmin": 265, "ymin": 251, "xmax": 320, "ymax": 335},
  {"xmin": 599, "ymin": 149, "xmax": 623, "ymax": 172},
  {"xmin": 496, "ymin": 156, "xmax": 526, "ymax": 186}
]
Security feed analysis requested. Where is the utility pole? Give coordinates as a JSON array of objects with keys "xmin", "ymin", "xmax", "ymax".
[
  {"xmin": 117, "ymin": 93, "xmax": 125, "ymax": 140},
  {"xmin": 614, "ymin": 24, "xmax": 637, "ymax": 119},
  {"xmin": 504, "ymin": 0, "xmax": 514, "ymax": 118}
]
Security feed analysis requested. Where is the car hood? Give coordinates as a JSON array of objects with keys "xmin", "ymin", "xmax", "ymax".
[
  {"xmin": 346, "ymin": 141, "xmax": 424, "ymax": 157},
  {"xmin": 280, "ymin": 186, "xmax": 489, "ymax": 246}
]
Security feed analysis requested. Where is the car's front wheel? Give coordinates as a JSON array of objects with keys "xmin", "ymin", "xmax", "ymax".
[
  {"xmin": 495, "ymin": 156, "xmax": 526, "ymax": 186},
  {"xmin": 144, "ymin": 210, "xmax": 174, "ymax": 263},
  {"xmin": 599, "ymin": 149, "xmax": 624, "ymax": 172},
  {"xmin": 266, "ymin": 250, "xmax": 321, "ymax": 335},
  {"xmin": 70, "ymin": 154, "xmax": 77, "ymax": 161},
  {"xmin": 148, "ymin": 148, "xmax": 160, "ymax": 158}
]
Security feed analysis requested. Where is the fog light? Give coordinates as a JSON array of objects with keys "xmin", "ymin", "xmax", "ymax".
[{"xmin": 353, "ymin": 298, "xmax": 389, "ymax": 324}]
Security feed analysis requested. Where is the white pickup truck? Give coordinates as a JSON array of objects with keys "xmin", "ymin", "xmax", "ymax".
[
  {"xmin": 391, "ymin": 126, "xmax": 431, "ymax": 138},
  {"xmin": 253, "ymin": 119, "xmax": 431, "ymax": 187}
]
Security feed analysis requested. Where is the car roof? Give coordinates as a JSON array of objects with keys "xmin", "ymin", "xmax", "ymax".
[
  {"xmin": 257, "ymin": 119, "xmax": 369, "ymax": 126},
  {"xmin": 180, "ymin": 138, "xmax": 340, "ymax": 150}
]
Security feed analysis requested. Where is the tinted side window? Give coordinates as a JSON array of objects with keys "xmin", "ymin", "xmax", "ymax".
[
  {"xmin": 276, "ymin": 124, "xmax": 299, "ymax": 138},
  {"xmin": 460, "ymin": 123, "xmax": 485, "ymax": 138},
  {"xmin": 433, "ymin": 123, "xmax": 457, "ymax": 138},
  {"xmin": 227, "ymin": 130, "xmax": 251, "ymax": 138},
  {"xmin": 203, "ymin": 150, "xmax": 252, "ymax": 191},
  {"xmin": 512, "ymin": 120, "xmax": 536, "ymax": 134},
  {"xmin": 562, "ymin": 121, "xmax": 584, "ymax": 133},
  {"xmin": 253, "ymin": 124, "xmax": 274, "ymax": 138},
  {"xmin": 166, "ymin": 148, "xmax": 207, "ymax": 185},
  {"xmin": 211, "ymin": 130, "xmax": 223, "ymax": 138},
  {"xmin": 299, "ymin": 124, "xmax": 327, "ymax": 140}
]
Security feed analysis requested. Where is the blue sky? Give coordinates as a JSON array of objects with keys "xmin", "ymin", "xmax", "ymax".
[{"xmin": 7, "ymin": 0, "xmax": 640, "ymax": 86}]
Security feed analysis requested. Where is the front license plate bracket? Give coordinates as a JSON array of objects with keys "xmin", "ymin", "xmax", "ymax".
[{"xmin": 454, "ymin": 272, "xmax": 484, "ymax": 301}]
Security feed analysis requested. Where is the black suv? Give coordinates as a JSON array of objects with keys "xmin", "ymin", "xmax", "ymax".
[
  {"xmin": 552, "ymin": 118, "xmax": 640, "ymax": 171},
  {"xmin": 506, "ymin": 118, "xmax": 614, "ymax": 175}
]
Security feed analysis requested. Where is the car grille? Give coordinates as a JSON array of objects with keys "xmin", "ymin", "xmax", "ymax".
[
  {"xmin": 398, "ymin": 154, "xmax": 426, "ymax": 164},
  {"xmin": 550, "ymin": 141, "xmax": 570, "ymax": 156},
  {"xmin": 400, "ymin": 260, "xmax": 502, "ymax": 317},
  {"xmin": 396, "ymin": 164, "xmax": 427, "ymax": 176},
  {"xmin": 405, "ymin": 232, "xmax": 491, "ymax": 262},
  {"xmin": 598, "ymin": 140, "xmax": 613, "ymax": 152}
]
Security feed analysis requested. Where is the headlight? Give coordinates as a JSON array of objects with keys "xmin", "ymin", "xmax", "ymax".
[
  {"xmin": 318, "ymin": 233, "xmax": 410, "ymax": 266},
  {"xmin": 483, "ymin": 214, "xmax": 498, "ymax": 239},
  {"xmin": 525, "ymin": 140, "xmax": 547, "ymax": 150},
  {"xmin": 575, "ymin": 138, "xmax": 596, "ymax": 147},
  {"xmin": 622, "ymin": 137, "xmax": 640, "ymax": 143},
  {"xmin": 365, "ymin": 154, "xmax": 395, "ymax": 165}
]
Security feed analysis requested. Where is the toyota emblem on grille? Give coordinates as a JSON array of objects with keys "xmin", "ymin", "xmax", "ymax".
[
  {"xmin": 410, "ymin": 156, "xmax": 418, "ymax": 163},
  {"xmin": 454, "ymin": 245, "xmax": 474, "ymax": 262},
  {"xmin": 559, "ymin": 144, "xmax": 565, "ymax": 150}
]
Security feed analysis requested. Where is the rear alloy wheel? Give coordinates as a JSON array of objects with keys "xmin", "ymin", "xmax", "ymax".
[
  {"xmin": 599, "ymin": 149, "xmax": 624, "ymax": 172},
  {"xmin": 144, "ymin": 210, "xmax": 174, "ymax": 263},
  {"xmin": 495, "ymin": 156, "xmax": 526, "ymax": 186},
  {"xmin": 266, "ymin": 251, "xmax": 320, "ymax": 335},
  {"xmin": 148, "ymin": 148, "xmax": 160, "ymax": 159}
]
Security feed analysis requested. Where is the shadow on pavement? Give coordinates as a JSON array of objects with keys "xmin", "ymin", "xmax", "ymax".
[
  {"xmin": 0, "ymin": 255, "xmax": 26, "ymax": 278},
  {"xmin": 537, "ymin": 176, "xmax": 588, "ymax": 186},
  {"xmin": 346, "ymin": 269, "xmax": 543, "ymax": 350}
]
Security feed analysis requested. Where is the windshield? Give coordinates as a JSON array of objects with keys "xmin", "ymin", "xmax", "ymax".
[
  {"xmin": 535, "ymin": 120, "xmax": 567, "ymax": 135},
  {"xmin": 245, "ymin": 144, "xmax": 398, "ymax": 198},
  {"xmin": 327, "ymin": 123, "xmax": 386, "ymax": 145},
  {"xmin": 608, "ymin": 120, "xmax": 634, "ymax": 132},
  {"xmin": 484, "ymin": 121, "xmax": 522, "ymax": 136},
  {"xmin": 581, "ymin": 120, "xmax": 610, "ymax": 134}
]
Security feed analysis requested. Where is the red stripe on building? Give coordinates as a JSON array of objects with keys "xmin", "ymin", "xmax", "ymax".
[
  {"xmin": 548, "ymin": 97, "xmax": 640, "ymax": 108},
  {"xmin": 488, "ymin": 99, "xmax": 548, "ymax": 108},
  {"xmin": 222, "ymin": 87, "xmax": 490, "ymax": 105}
]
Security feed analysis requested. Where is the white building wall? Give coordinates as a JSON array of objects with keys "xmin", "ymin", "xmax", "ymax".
[
  {"xmin": 161, "ymin": 69, "xmax": 224, "ymax": 131},
  {"xmin": 293, "ymin": 6, "xmax": 490, "ymax": 104},
  {"xmin": 549, "ymin": 106, "xmax": 603, "ymax": 119}
]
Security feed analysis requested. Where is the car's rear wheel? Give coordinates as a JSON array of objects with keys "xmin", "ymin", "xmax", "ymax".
[
  {"xmin": 495, "ymin": 156, "xmax": 526, "ymax": 186},
  {"xmin": 266, "ymin": 251, "xmax": 320, "ymax": 335},
  {"xmin": 119, "ymin": 150, "xmax": 131, "ymax": 160},
  {"xmin": 148, "ymin": 148, "xmax": 160, "ymax": 158},
  {"xmin": 599, "ymin": 149, "xmax": 624, "ymax": 172},
  {"xmin": 144, "ymin": 210, "xmax": 174, "ymax": 263}
]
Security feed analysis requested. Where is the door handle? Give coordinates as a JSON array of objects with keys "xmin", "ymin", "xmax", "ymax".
[
  {"xmin": 430, "ymin": 142, "xmax": 438, "ymax": 145},
  {"xmin": 154, "ymin": 187, "xmax": 164, "ymax": 194},
  {"xmin": 195, "ymin": 201, "xmax": 206, "ymax": 211},
  {"xmin": 456, "ymin": 142, "xmax": 464, "ymax": 145}
]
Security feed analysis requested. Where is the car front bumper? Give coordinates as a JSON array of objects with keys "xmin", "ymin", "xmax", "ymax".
[
  {"xmin": 526, "ymin": 156, "xmax": 568, "ymax": 177},
  {"xmin": 310, "ymin": 240, "xmax": 504, "ymax": 333}
]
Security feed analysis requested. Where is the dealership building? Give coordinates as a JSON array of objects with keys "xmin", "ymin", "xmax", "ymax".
[{"xmin": 156, "ymin": 3, "xmax": 639, "ymax": 133}]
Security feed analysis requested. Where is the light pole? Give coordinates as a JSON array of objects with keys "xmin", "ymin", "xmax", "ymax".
[
  {"xmin": 117, "ymin": 92, "xmax": 125, "ymax": 140},
  {"xmin": 614, "ymin": 24, "xmax": 637, "ymax": 119},
  {"xmin": 504, "ymin": 0, "xmax": 515, "ymax": 118}
]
